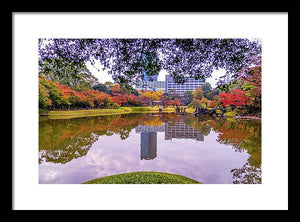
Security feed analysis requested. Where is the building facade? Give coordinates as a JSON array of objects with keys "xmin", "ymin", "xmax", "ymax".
[
  {"xmin": 135, "ymin": 80, "xmax": 165, "ymax": 92},
  {"xmin": 165, "ymin": 75, "xmax": 204, "ymax": 96}
]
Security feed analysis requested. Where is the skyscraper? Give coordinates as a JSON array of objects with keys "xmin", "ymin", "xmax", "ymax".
[{"xmin": 134, "ymin": 54, "xmax": 165, "ymax": 91}]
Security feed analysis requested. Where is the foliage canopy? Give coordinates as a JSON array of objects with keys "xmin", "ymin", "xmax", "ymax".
[{"xmin": 39, "ymin": 38, "xmax": 261, "ymax": 87}]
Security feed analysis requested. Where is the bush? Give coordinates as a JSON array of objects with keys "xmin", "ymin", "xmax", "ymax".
[{"xmin": 108, "ymin": 103, "xmax": 120, "ymax": 109}]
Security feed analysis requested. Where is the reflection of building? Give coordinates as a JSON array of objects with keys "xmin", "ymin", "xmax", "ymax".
[
  {"xmin": 165, "ymin": 75, "xmax": 204, "ymax": 96},
  {"xmin": 135, "ymin": 119, "xmax": 204, "ymax": 160},
  {"xmin": 165, "ymin": 120, "xmax": 204, "ymax": 142},
  {"xmin": 135, "ymin": 124, "xmax": 165, "ymax": 133},
  {"xmin": 140, "ymin": 131, "xmax": 157, "ymax": 160},
  {"xmin": 136, "ymin": 124, "xmax": 164, "ymax": 160}
]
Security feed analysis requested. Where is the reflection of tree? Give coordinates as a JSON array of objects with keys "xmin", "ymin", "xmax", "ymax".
[
  {"xmin": 141, "ymin": 116, "xmax": 163, "ymax": 126},
  {"xmin": 39, "ymin": 133, "xmax": 99, "ymax": 164},
  {"xmin": 231, "ymin": 162, "xmax": 262, "ymax": 184},
  {"xmin": 211, "ymin": 119, "xmax": 261, "ymax": 168},
  {"xmin": 208, "ymin": 118, "xmax": 262, "ymax": 183},
  {"xmin": 192, "ymin": 122, "xmax": 211, "ymax": 136},
  {"xmin": 39, "ymin": 113, "xmax": 262, "ymax": 184},
  {"xmin": 39, "ymin": 114, "xmax": 142, "ymax": 164},
  {"xmin": 183, "ymin": 115, "xmax": 211, "ymax": 136},
  {"xmin": 184, "ymin": 116, "xmax": 261, "ymax": 184},
  {"xmin": 160, "ymin": 113, "xmax": 180, "ymax": 124}
]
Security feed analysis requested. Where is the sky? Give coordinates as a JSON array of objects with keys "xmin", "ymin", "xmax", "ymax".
[{"xmin": 86, "ymin": 60, "xmax": 226, "ymax": 88}]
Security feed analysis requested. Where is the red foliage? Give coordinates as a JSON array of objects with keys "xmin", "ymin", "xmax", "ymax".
[
  {"xmin": 217, "ymin": 89, "xmax": 249, "ymax": 107},
  {"xmin": 111, "ymin": 93, "xmax": 128, "ymax": 106},
  {"xmin": 40, "ymin": 78, "xmax": 148, "ymax": 109},
  {"xmin": 168, "ymin": 98, "xmax": 181, "ymax": 107},
  {"xmin": 111, "ymin": 84, "xmax": 121, "ymax": 93},
  {"xmin": 127, "ymin": 94, "xmax": 138, "ymax": 105}
]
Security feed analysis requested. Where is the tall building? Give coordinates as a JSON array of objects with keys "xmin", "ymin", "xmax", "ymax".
[
  {"xmin": 142, "ymin": 71, "xmax": 158, "ymax": 82},
  {"xmin": 134, "ymin": 54, "xmax": 165, "ymax": 91},
  {"xmin": 165, "ymin": 75, "xmax": 204, "ymax": 96}
]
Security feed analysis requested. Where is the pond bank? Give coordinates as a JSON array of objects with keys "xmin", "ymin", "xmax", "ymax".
[
  {"xmin": 41, "ymin": 107, "xmax": 176, "ymax": 119},
  {"xmin": 185, "ymin": 108, "xmax": 261, "ymax": 120},
  {"xmin": 40, "ymin": 107, "xmax": 261, "ymax": 120},
  {"xmin": 235, "ymin": 115, "xmax": 261, "ymax": 120}
]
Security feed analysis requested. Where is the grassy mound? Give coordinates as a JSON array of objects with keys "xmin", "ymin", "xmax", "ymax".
[{"xmin": 82, "ymin": 171, "xmax": 201, "ymax": 184}]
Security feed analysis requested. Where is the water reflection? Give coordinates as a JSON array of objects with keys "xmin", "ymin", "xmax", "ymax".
[
  {"xmin": 135, "ymin": 124, "xmax": 163, "ymax": 160},
  {"xmin": 140, "ymin": 132, "xmax": 157, "ymax": 160},
  {"xmin": 136, "ymin": 120, "xmax": 205, "ymax": 160},
  {"xmin": 165, "ymin": 119, "xmax": 204, "ymax": 142},
  {"xmin": 39, "ymin": 113, "xmax": 261, "ymax": 184}
]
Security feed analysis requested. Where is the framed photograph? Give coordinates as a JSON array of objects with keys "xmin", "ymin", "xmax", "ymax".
[{"xmin": 12, "ymin": 12, "xmax": 288, "ymax": 210}]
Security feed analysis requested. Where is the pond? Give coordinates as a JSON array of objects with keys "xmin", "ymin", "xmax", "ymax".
[{"xmin": 39, "ymin": 113, "xmax": 261, "ymax": 184}]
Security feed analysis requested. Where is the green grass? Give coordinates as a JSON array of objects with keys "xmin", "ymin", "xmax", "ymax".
[
  {"xmin": 47, "ymin": 108, "xmax": 131, "ymax": 119},
  {"xmin": 82, "ymin": 171, "xmax": 201, "ymax": 184},
  {"xmin": 128, "ymin": 107, "xmax": 151, "ymax": 113},
  {"xmin": 150, "ymin": 107, "xmax": 175, "ymax": 112},
  {"xmin": 185, "ymin": 108, "xmax": 195, "ymax": 113},
  {"xmin": 46, "ymin": 106, "xmax": 176, "ymax": 119}
]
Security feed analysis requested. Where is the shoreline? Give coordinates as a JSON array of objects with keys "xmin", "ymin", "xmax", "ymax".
[
  {"xmin": 234, "ymin": 115, "xmax": 261, "ymax": 120},
  {"xmin": 40, "ymin": 107, "xmax": 176, "ymax": 119},
  {"xmin": 40, "ymin": 107, "xmax": 261, "ymax": 120}
]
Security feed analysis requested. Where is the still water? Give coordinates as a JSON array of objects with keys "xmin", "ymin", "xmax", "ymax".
[{"xmin": 39, "ymin": 113, "xmax": 261, "ymax": 184}]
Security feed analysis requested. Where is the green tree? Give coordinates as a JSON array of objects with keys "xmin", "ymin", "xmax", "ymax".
[
  {"xmin": 183, "ymin": 90, "xmax": 193, "ymax": 105},
  {"xmin": 93, "ymin": 83, "xmax": 111, "ymax": 94},
  {"xmin": 201, "ymin": 82, "xmax": 212, "ymax": 98},
  {"xmin": 39, "ymin": 58, "xmax": 98, "ymax": 92},
  {"xmin": 39, "ymin": 78, "xmax": 51, "ymax": 109},
  {"xmin": 39, "ymin": 78, "xmax": 63, "ymax": 109},
  {"xmin": 206, "ymin": 88, "xmax": 220, "ymax": 100},
  {"xmin": 104, "ymin": 81, "xmax": 114, "ymax": 91}
]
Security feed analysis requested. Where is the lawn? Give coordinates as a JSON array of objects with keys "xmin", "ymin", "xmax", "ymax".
[
  {"xmin": 46, "ymin": 106, "xmax": 176, "ymax": 119},
  {"xmin": 82, "ymin": 171, "xmax": 201, "ymax": 184}
]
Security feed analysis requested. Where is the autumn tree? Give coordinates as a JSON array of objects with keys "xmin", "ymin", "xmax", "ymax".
[
  {"xmin": 192, "ymin": 87, "xmax": 204, "ymax": 100},
  {"xmin": 239, "ymin": 65, "xmax": 261, "ymax": 112},
  {"xmin": 141, "ymin": 90, "xmax": 164, "ymax": 106},
  {"xmin": 168, "ymin": 98, "xmax": 181, "ymax": 109},
  {"xmin": 126, "ymin": 94, "xmax": 139, "ymax": 106},
  {"xmin": 215, "ymin": 88, "xmax": 249, "ymax": 108}
]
